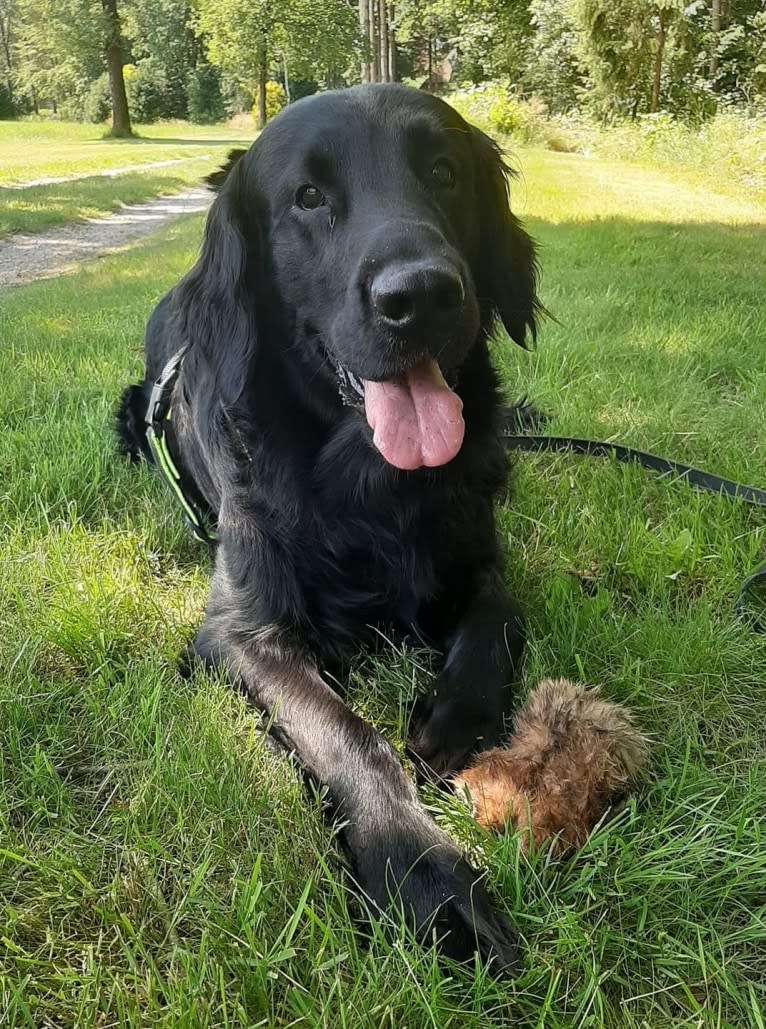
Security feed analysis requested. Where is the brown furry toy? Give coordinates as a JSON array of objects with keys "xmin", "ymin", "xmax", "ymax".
[{"xmin": 453, "ymin": 678, "xmax": 649, "ymax": 852}]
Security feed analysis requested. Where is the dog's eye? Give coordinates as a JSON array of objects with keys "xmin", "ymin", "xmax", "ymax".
[
  {"xmin": 296, "ymin": 184, "xmax": 326, "ymax": 210},
  {"xmin": 431, "ymin": 159, "xmax": 455, "ymax": 188}
]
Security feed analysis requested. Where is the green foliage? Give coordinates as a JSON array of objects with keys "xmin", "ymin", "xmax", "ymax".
[
  {"xmin": 124, "ymin": 57, "xmax": 176, "ymax": 123},
  {"xmin": 395, "ymin": 0, "xmax": 532, "ymax": 86},
  {"xmin": 0, "ymin": 79, "xmax": 17, "ymax": 117},
  {"xmin": 192, "ymin": 0, "xmax": 273, "ymax": 117},
  {"xmin": 0, "ymin": 0, "xmax": 765, "ymax": 150},
  {"xmin": 10, "ymin": 0, "xmax": 104, "ymax": 117},
  {"xmin": 83, "ymin": 71, "xmax": 111, "ymax": 123},
  {"xmin": 572, "ymin": 0, "xmax": 677, "ymax": 116},
  {"xmin": 186, "ymin": 62, "xmax": 225, "ymax": 123},
  {"xmin": 193, "ymin": 0, "xmax": 359, "ymax": 102},
  {"xmin": 524, "ymin": 0, "xmax": 586, "ymax": 113},
  {"xmin": 449, "ymin": 82, "xmax": 571, "ymax": 148},
  {"xmin": 548, "ymin": 107, "xmax": 766, "ymax": 200},
  {"xmin": 122, "ymin": 0, "xmax": 195, "ymax": 119},
  {"xmin": 281, "ymin": 0, "xmax": 360, "ymax": 82}
]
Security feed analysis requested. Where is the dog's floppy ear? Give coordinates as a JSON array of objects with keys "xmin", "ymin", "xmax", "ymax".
[
  {"xmin": 174, "ymin": 156, "xmax": 256, "ymax": 405},
  {"xmin": 471, "ymin": 128, "xmax": 540, "ymax": 348},
  {"xmin": 204, "ymin": 147, "xmax": 248, "ymax": 193}
]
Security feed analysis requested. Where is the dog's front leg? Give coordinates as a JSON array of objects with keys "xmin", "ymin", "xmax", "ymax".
[
  {"xmin": 410, "ymin": 576, "xmax": 525, "ymax": 776},
  {"xmin": 192, "ymin": 567, "xmax": 518, "ymax": 974}
]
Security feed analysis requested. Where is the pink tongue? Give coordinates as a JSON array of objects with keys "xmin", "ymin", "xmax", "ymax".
[{"xmin": 362, "ymin": 358, "xmax": 465, "ymax": 470}]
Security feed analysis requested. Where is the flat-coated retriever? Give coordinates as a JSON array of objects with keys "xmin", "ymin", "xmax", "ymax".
[{"xmin": 117, "ymin": 84, "xmax": 539, "ymax": 975}]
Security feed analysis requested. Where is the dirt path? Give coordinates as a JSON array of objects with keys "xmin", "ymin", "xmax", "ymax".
[{"xmin": 0, "ymin": 187, "xmax": 211, "ymax": 289}]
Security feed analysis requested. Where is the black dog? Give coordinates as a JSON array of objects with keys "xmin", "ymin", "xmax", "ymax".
[{"xmin": 117, "ymin": 84, "xmax": 539, "ymax": 974}]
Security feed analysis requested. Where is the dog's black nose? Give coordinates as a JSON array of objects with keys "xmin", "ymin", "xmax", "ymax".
[{"xmin": 371, "ymin": 264, "xmax": 465, "ymax": 329}]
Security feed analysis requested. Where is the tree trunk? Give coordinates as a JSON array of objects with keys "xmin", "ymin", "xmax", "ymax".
[
  {"xmin": 710, "ymin": 0, "xmax": 721, "ymax": 80},
  {"xmin": 255, "ymin": 36, "xmax": 267, "ymax": 128},
  {"xmin": 368, "ymin": 0, "xmax": 379, "ymax": 82},
  {"xmin": 101, "ymin": 0, "xmax": 132, "ymax": 137},
  {"xmin": 282, "ymin": 51, "xmax": 291, "ymax": 103},
  {"xmin": 0, "ymin": 10, "xmax": 13, "ymax": 98},
  {"xmin": 650, "ymin": 8, "xmax": 667, "ymax": 112},
  {"xmin": 379, "ymin": 0, "xmax": 389, "ymax": 82},
  {"xmin": 359, "ymin": 0, "xmax": 370, "ymax": 83},
  {"xmin": 388, "ymin": 2, "xmax": 396, "ymax": 82}
]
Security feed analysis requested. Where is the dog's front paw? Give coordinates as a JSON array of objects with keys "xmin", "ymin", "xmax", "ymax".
[
  {"xmin": 409, "ymin": 687, "xmax": 504, "ymax": 776},
  {"xmin": 346, "ymin": 805, "xmax": 518, "ymax": 976}
]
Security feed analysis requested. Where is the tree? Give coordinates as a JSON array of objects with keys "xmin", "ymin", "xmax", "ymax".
[
  {"xmin": 524, "ymin": 0, "xmax": 586, "ymax": 113},
  {"xmin": 360, "ymin": 0, "xmax": 395, "ymax": 82},
  {"xmin": 281, "ymin": 0, "xmax": 360, "ymax": 87},
  {"xmin": 709, "ymin": 0, "xmax": 721, "ymax": 80},
  {"xmin": 123, "ymin": 0, "xmax": 199, "ymax": 118},
  {"xmin": 194, "ymin": 0, "xmax": 359, "ymax": 125},
  {"xmin": 572, "ymin": 0, "xmax": 684, "ymax": 116},
  {"xmin": 13, "ymin": 1, "xmax": 103, "ymax": 115},
  {"xmin": 192, "ymin": 0, "xmax": 271, "ymax": 126},
  {"xmin": 359, "ymin": 0, "xmax": 371, "ymax": 81},
  {"xmin": 395, "ymin": 0, "xmax": 532, "ymax": 87},
  {"xmin": 11, "ymin": 0, "xmax": 130, "ymax": 128},
  {"xmin": 0, "ymin": 0, "xmax": 16, "ymax": 102},
  {"xmin": 101, "ymin": 0, "xmax": 131, "ymax": 134}
]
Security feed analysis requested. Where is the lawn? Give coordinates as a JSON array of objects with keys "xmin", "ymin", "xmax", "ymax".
[
  {"xmin": 1, "ymin": 144, "xmax": 765, "ymax": 1027},
  {"xmin": 0, "ymin": 120, "xmax": 252, "ymax": 235}
]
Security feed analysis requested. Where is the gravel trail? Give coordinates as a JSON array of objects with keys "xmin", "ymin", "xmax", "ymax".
[{"xmin": 0, "ymin": 187, "xmax": 211, "ymax": 289}]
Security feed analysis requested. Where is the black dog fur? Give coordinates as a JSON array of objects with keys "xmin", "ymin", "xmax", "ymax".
[{"xmin": 116, "ymin": 84, "xmax": 539, "ymax": 975}]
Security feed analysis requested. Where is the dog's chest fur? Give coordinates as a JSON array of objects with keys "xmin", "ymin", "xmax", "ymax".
[
  {"xmin": 300, "ymin": 417, "xmax": 450, "ymax": 636},
  {"xmin": 289, "ymin": 409, "xmax": 501, "ymax": 646}
]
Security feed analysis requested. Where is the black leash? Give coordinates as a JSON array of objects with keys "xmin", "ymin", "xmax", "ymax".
[
  {"xmin": 501, "ymin": 433, "xmax": 766, "ymax": 508},
  {"xmin": 502, "ymin": 432, "xmax": 766, "ymax": 631}
]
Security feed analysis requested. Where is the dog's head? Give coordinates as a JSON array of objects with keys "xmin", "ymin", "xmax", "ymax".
[{"xmin": 177, "ymin": 85, "xmax": 539, "ymax": 470}]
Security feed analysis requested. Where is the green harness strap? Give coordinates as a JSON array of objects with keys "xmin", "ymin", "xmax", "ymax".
[{"xmin": 145, "ymin": 346, "xmax": 218, "ymax": 546}]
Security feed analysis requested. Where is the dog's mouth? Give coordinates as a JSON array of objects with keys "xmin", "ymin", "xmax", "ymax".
[{"xmin": 325, "ymin": 348, "xmax": 465, "ymax": 471}]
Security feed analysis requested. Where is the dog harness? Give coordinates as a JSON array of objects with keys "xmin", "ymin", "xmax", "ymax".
[{"xmin": 145, "ymin": 345, "xmax": 219, "ymax": 545}]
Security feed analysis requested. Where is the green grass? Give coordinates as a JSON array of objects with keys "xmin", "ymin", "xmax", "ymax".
[
  {"xmin": 558, "ymin": 112, "xmax": 766, "ymax": 203},
  {"xmin": 1, "ymin": 146, "xmax": 766, "ymax": 1027},
  {"xmin": 0, "ymin": 120, "xmax": 252, "ymax": 185},
  {"xmin": 0, "ymin": 120, "xmax": 253, "ymax": 236}
]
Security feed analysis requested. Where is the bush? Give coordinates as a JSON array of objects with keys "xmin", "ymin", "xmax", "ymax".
[
  {"xmin": 288, "ymin": 79, "xmax": 319, "ymax": 101},
  {"xmin": 84, "ymin": 73, "xmax": 111, "ymax": 124},
  {"xmin": 124, "ymin": 59, "xmax": 174, "ymax": 123},
  {"xmin": 448, "ymin": 82, "xmax": 571, "ymax": 149},
  {"xmin": 253, "ymin": 81, "xmax": 287, "ymax": 123},
  {"xmin": 186, "ymin": 63, "xmax": 226, "ymax": 124}
]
